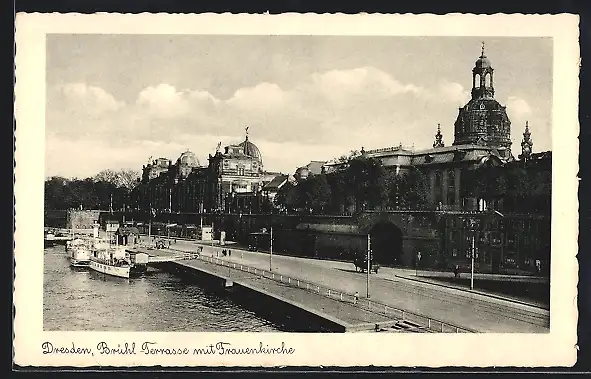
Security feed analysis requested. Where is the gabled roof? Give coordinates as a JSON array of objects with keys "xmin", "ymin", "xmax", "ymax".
[
  {"xmin": 262, "ymin": 174, "xmax": 288, "ymax": 191},
  {"xmin": 298, "ymin": 161, "xmax": 327, "ymax": 175}
]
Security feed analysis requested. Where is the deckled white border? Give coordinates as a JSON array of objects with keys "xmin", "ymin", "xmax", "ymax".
[{"xmin": 14, "ymin": 13, "xmax": 580, "ymax": 367}]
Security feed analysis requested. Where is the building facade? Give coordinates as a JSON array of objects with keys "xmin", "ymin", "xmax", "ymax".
[
  {"xmin": 130, "ymin": 130, "xmax": 283, "ymax": 215},
  {"xmin": 323, "ymin": 44, "xmax": 544, "ymax": 213}
]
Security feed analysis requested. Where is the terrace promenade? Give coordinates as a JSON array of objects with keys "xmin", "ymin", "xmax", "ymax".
[{"xmin": 135, "ymin": 237, "xmax": 549, "ymax": 333}]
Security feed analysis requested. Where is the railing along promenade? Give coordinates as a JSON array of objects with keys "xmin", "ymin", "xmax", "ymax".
[{"xmin": 156, "ymin": 244, "xmax": 476, "ymax": 334}]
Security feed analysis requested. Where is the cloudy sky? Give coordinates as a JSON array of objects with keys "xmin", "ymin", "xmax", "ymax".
[{"xmin": 45, "ymin": 35, "xmax": 552, "ymax": 178}]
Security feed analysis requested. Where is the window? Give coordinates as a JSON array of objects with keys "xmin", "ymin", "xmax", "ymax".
[
  {"xmin": 485, "ymin": 73, "xmax": 491, "ymax": 87},
  {"xmin": 435, "ymin": 171, "xmax": 442, "ymax": 187},
  {"xmin": 447, "ymin": 169, "xmax": 456, "ymax": 206},
  {"xmin": 474, "ymin": 74, "xmax": 481, "ymax": 88},
  {"xmin": 434, "ymin": 170, "xmax": 443, "ymax": 206}
]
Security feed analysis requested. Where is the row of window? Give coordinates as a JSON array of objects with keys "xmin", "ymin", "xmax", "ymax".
[
  {"xmin": 474, "ymin": 72, "xmax": 492, "ymax": 88},
  {"xmin": 434, "ymin": 169, "xmax": 458, "ymax": 206}
]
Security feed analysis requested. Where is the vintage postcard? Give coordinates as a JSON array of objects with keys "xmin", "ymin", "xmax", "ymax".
[{"xmin": 14, "ymin": 13, "xmax": 579, "ymax": 367}]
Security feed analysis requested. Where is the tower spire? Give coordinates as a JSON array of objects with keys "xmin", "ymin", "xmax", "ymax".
[
  {"xmin": 520, "ymin": 121, "xmax": 533, "ymax": 161},
  {"xmin": 245, "ymin": 126, "xmax": 250, "ymax": 140},
  {"xmin": 433, "ymin": 123, "xmax": 445, "ymax": 148},
  {"xmin": 471, "ymin": 42, "xmax": 494, "ymax": 99}
]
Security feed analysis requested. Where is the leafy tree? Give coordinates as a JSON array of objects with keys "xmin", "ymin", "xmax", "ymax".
[
  {"xmin": 398, "ymin": 168, "xmax": 430, "ymax": 209},
  {"xmin": 274, "ymin": 181, "xmax": 299, "ymax": 212},
  {"xmin": 300, "ymin": 174, "xmax": 332, "ymax": 213},
  {"xmin": 345, "ymin": 156, "xmax": 385, "ymax": 211},
  {"xmin": 94, "ymin": 169, "xmax": 140, "ymax": 190},
  {"xmin": 325, "ymin": 171, "xmax": 352, "ymax": 214},
  {"xmin": 44, "ymin": 170, "xmax": 137, "ymax": 211},
  {"xmin": 462, "ymin": 162, "xmax": 551, "ymax": 214}
]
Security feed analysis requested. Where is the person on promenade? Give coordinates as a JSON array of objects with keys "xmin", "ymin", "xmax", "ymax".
[
  {"xmin": 453, "ymin": 264, "xmax": 460, "ymax": 279},
  {"xmin": 228, "ymin": 249, "xmax": 232, "ymax": 257},
  {"xmin": 354, "ymin": 291, "xmax": 359, "ymax": 305}
]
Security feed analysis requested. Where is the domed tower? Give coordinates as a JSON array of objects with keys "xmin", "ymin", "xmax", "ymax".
[
  {"xmin": 453, "ymin": 42, "xmax": 512, "ymax": 157},
  {"xmin": 238, "ymin": 127, "xmax": 263, "ymax": 169},
  {"xmin": 176, "ymin": 150, "xmax": 199, "ymax": 178}
]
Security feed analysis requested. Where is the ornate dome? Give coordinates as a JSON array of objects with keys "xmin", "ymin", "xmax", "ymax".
[
  {"xmin": 474, "ymin": 42, "xmax": 492, "ymax": 69},
  {"xmin": 453, "ymin": 98, "xmax": 512, "ymax": 152},
  {"xmin": 474, "ymin": 54, "xmax": 491, "ymax": 69},
  {"xmin": 177, "ymin": 150, "xmax": 199, "ymax": 167},
  {"xmin": 238, "ymin": 137, "xmax": 263, "ymax": 163}
]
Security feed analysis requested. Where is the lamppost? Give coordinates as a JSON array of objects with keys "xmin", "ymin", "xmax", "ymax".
[
  {"xmin": 269, "ymin": 226, "xmax": 273, "ymax": 272},
  {"xmin": 465, "ymin": 209, "xmax": 504, "ymax": 290},
  {"xmin": 366, "ymin": 233, "xmax": 371, "ymax": 298}
]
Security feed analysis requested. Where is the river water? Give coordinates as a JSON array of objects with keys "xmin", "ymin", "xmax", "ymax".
[{"xmin": 43, "ymin": 246, "xmax": 286, "ymax": 332}]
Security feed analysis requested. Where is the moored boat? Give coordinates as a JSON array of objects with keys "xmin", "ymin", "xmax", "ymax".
[
  {"xmin": 44, "ymin": 232, "xmax": 56, "ymax": 248},
  {"xmin": 70, "ymin": 243, "xmax": 91, "ymax": 268},
  {"xmin": 66, "ymin": 238, "xmax": 85, "ymax": 253},
  {"xmin": 89, "ymin": 245, "xmax": 131, "ymax": 279}
]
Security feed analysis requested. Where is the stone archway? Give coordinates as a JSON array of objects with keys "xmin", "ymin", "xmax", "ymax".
[{"xmin": 369, "ymin": 221, "xmax": 403, "ymax": 265}]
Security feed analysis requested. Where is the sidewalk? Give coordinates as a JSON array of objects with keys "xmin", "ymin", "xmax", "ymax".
[
  {"xmin": 141, "ymin": 235, "xmax": 549, "ymax": 307},
  {"xmin": 139, "ymin": 234, "xmax": 548, "ymax": 282},
  {"xmin": 395, "ymin": 274, "xmax": 549, "ymax": 310}
]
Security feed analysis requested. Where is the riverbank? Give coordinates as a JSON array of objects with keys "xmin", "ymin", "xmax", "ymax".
[
  {"xmin": 140, "ymin": 247, "xmax": 448, "ymax": 333},
  {"xmin": 133, "ymin": 239, "xmax": 549, "ymax": 333}
]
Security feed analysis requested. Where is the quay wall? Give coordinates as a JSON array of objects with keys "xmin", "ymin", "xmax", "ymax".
[
  {"xmin": 154, "ymin": 261, "xmax": 232, "ymax": 290},
  {"xmin": 154, "ymin": 259, "xmax": 348, "ymax": 332},
  {"xmin": 229, "ymin": 281, "xmax": 348, "ymax": 332}
]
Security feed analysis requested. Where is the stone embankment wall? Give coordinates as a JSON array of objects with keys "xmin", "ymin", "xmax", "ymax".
[{"xmin": 67, "ymin": 209, "xmax": 101, "ymax": 229}]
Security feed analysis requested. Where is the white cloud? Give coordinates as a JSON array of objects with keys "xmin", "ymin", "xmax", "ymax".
[
  {"xmin": 506, "ymin": 96, "xmax": 532, "ymax": 118},
  {"xmin": 48, "ymin": 69, "xmax": 540, "ymax": 178},
  {"xmin": 227, "ymin": 82, "xmax": 287, "ymax": 110},
  {"xmin": 437, "ymin": 80, "xmax": 471, "ymax": 105},
  {"xmin": 57, "ymin": 82, "xmax": 124, "ymax": 115}
]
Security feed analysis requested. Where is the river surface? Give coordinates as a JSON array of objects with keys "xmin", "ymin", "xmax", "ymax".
[{"xmin": 43, "ymin": 246, "xmax": 286, "ymax": 332}]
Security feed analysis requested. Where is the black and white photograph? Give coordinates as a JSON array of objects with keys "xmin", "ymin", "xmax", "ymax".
[{"xmin": 14, "ymin": 13, "xmax": 579, "ymax": 367}]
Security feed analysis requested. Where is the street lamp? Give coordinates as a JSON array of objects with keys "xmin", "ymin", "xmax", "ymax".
[
  {"xmin": 465, "ymin": 217, "xmax": 480, "ymax": 291},
  {"xmin": 366, "ymin": 234, "xmax": 371, "ymax": 298},
  {"xmin": 466, "ymin": 209, "xmax": 504, "ymax": 290},
  {"xmin": 269, "ymin": 226, "xmax": 273, "ymax": 272}
]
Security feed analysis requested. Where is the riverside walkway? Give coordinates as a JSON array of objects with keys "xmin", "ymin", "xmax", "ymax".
[
  {"xmin": 132, "ymin": 237, "xmax": 549, "ymax": 333},
  {"xmin": 128, "ymin": 246, "xmax": 440, "ymax": 333}
]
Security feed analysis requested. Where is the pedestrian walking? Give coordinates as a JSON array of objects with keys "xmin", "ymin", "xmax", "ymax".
[
  {"xmin": 354, "ymin": 291, "xmax": 359, "ymax": 305},
  {"xmin": 228, "ymin": 249, "xmax": 232, "ymax": 257},
  {"xmin": 241, "ymin": 250, "xmax": 244, "ymax": 259},
  {"xmin": 453, "ymin": 264, "xmax": 460, "ymax": 279}
]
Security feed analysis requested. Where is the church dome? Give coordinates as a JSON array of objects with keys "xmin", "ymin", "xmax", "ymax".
[
  {"xmin": 177, "ymin": 150, "xmax": 199, "ymax": 167},
  {"xmin": 453, "ymin": 98, "xmax": 512, "ymax": 152},
  {"xmin": 238, "ymin": 137, "xmax": 263, "ymax": 163},
  {"xmin": 475, "ymin": 54, "xmax": 491, "ymax": 69}
]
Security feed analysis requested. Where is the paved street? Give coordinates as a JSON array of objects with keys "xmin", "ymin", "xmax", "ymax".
[{"xmin": 143, "ymin": 237, "xmax": 549, "ymax": 333}]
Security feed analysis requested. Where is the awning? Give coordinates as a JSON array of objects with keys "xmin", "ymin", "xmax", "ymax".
[
  {"xmin": 166, "ymin": 223, "xmax": 178, "ymax": 228},
  {"xmin": 185, "ymin": 225, "xmax": 197, "ymax": 229}
]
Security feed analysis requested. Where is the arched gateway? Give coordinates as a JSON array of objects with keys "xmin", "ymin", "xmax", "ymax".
[{"xmin": 369, "ymin": 221, "xmax": 403, "ymax": 265}]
